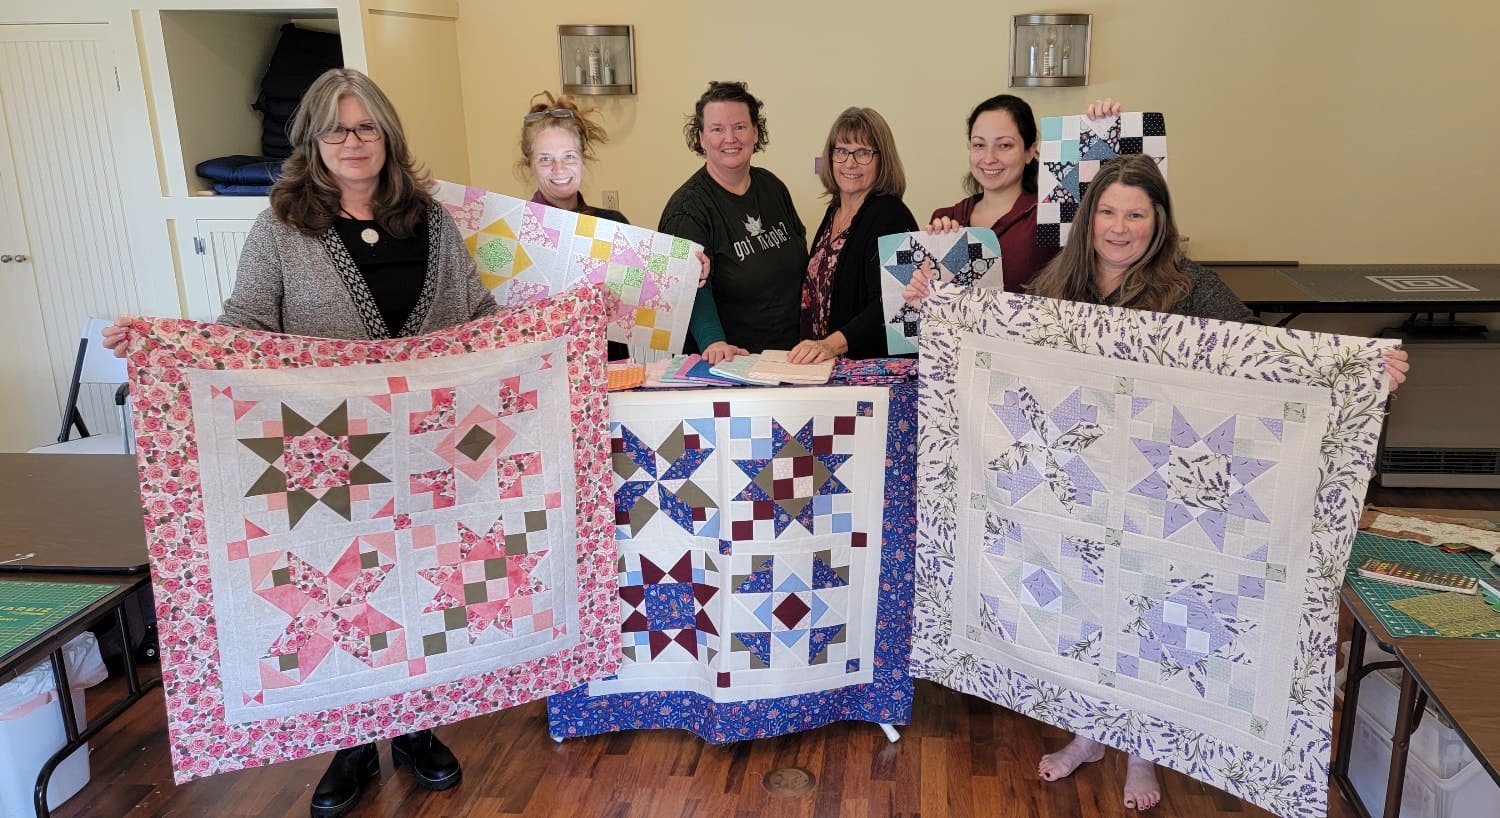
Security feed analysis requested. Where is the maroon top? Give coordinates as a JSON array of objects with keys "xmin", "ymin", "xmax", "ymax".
[{"xmin": 928, "ymin": 192, "xmax": 1059, "ymax": 292}]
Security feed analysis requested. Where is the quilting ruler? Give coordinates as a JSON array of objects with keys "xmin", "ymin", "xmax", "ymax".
[{"xmin": 1345, "ymin": 531, "xmax": 1500, "ymax": 639}]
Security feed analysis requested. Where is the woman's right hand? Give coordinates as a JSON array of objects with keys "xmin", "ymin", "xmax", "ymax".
[
  {"xmin": 903, "ymin": 268, "xmax": 934, "ymax": 307},
  {"xmin": 925, "ymin": 216, "xmax": 964, "ymax": 234},
  {"xmin": 101, "ymin": 316, "xmax": 133, "ymax": 358},
  {"xmin": 701, "ymin": 341, "xmax": 748, "ymax": 364}
]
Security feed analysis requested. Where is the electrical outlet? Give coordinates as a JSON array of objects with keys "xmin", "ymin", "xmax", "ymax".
[
  {"xmin": 813, "ymin": 156, "xmax": 822, "ymax": 174},
  {"xmin": 601, "ymin": 189, "xmax": 620, "ymax": 210}
]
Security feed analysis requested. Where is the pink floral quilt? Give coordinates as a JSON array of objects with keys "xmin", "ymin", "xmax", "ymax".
[{"xmin": 125, "ymin": 286, "xmax": 619, "ymax": 783}]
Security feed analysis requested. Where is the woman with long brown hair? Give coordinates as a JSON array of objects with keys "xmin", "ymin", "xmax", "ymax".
[
  {"xmin": 907, "ymin": 153, "xmax": 1407, "ymax": 811},
  {"xmin": 107, "ymin": 67, "xmax": 492, "ymax": 818}
]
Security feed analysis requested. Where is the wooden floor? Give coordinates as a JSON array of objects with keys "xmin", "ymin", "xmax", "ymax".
[
  {"xmin": 55, "ymin": 678, "xmax": 1360, "ymax": 818},
  {"xmin": 51, "ymin": 485, "xmax": 1496, "ymax": 818}
]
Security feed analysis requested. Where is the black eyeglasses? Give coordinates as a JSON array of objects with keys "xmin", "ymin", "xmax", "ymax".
[
  {"xmin": 319, "ymin": 123, "xmax": 382, "ymax": 144},
  {"xmin": 831, "ymin": 147, "xmax": 878, "ymax": 165},
  {"xmin": 524, "ymin": 108, "xmax": 576, "ymax": 124}
]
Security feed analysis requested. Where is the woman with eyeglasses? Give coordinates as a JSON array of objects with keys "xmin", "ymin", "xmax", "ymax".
[
  {"xmin": 660, "ymin": 80, "xmax": 807, "ymax": 363},
  {"xmin": 519, "ymin": 92, "xmax": 626, "ymax": 221},
  {"xmin": 785, "ymin": 107, "xmax": 916, "ymax": 364},
  {"xmin": 928, "ymin": 94, "xmax": 1120, "ymax": 292},
  {"xmin": 518, "ymin": 92, "xmax": 707, "ymax": 359},
  {"xmin": 106, "ymin": 67, "xmax": 489, "ymax": 818}
]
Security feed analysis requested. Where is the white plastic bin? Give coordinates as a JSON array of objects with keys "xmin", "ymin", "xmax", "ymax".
[
  {"xmin": 1345, "ymin": 663, "xmax": 1500, "ymax": 818},
  {"xmin": 0, "ymin": 632, "xmax": 107, "ymax": 817}
]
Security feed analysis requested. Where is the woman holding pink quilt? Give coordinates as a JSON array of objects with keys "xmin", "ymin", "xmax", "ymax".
[{"xmin": 106, "ymin": 67, "xmax": 490, "ymax": 818}]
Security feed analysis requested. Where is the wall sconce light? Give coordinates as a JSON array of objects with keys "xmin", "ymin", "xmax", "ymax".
[
  {"xmin": 559, "ymin": 25, "xmax": 636, "ymax": 95},
  {"xmin": 1010, "ymin": 14, "xmax": 1091, "ymax": 87}
]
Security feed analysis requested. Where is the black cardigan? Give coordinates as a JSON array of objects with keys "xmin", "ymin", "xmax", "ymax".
[{"xmin": 809, "ymin": 192, "xmax": 917, "ymax": 358}]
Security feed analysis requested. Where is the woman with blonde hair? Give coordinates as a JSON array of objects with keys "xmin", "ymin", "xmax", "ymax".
[
  {"xmin": 517, "ymin": 91, "xmax": 707, "ymax": 359},
  {"xmin": 517, "ymin": 91, "xmax": 624, "ymax": 221},
  {"xmin": 786, "ymin": 106, "xmax": 917, "ymax": 363}
]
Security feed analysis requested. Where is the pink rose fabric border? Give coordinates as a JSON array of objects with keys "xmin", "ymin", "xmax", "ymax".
[{"xmin": 126, "ymin": 285, "xmax": 619, "ymax": 783}]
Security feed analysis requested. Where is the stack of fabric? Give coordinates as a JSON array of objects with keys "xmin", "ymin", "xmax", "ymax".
[
  {"xmin": 193, "ymin": 24, "xmax": 341, "ymax": 196},
  {"xmin": 194, "ymin": 155, "xmax": 283, "ymax": 196},
  {"xmin": 253, "ymin": 23, "xmax": 343, "ymax": 159}
]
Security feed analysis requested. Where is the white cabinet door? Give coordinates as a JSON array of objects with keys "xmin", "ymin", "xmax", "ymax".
[
  {"xmin": 183, "ymin": 218, "xmax": 257, "ymax": 321},
  {"xmin": 0, "ymin": 23, "xmax": 143, "ymax": 451},
  {"xmin": 0, "ymin": 106, "xmax": 60, "ymax": 450}
]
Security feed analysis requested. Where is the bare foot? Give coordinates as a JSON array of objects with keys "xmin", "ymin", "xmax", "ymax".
[
  {"xmin": 1123, "ymin": 754, "xmax": 1161, "ymax": 810},
  {"xmin": 1037, "ymin": 735, "xmax": 1105, "ymax": 781}
]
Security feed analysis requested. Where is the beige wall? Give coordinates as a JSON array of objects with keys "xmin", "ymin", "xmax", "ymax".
[
  {"xmin": 364, "ymin": 1, "xmax": 470, "ymax": 182},
  {"xmin": 455, "ymin": 0, "xmax": 1497, "ymax": 264}
]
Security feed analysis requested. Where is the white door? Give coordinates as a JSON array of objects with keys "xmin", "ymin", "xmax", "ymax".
[
  {"xmin": 184, "ymin": 218, "xmax": 257, "ymax": 321},
  {"xmin": 0, "ymin": 23, "xmax": 143, "ymax": 451},
  {"xmin": 0, "ymin": 107, "xmax": 59, "ymax": 449}
]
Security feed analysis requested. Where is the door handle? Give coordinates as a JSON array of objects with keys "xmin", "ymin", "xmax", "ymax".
[
  {"xmin": 12, "ymin": 254, "xmax": 24, "ymax": 262},
  {"xmin": 0, "ymin": 255, "xmax": 11, "ymax": 263}
]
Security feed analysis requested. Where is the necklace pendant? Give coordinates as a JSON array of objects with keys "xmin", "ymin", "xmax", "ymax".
[{"xmin": 360, "ymin": 227, "xmax": 380, "ymax": 246}]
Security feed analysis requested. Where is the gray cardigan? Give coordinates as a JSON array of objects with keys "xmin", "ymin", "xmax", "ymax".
[{"xmin": 219, "ymin": 206, "xmax": 498, "ymax": 339}]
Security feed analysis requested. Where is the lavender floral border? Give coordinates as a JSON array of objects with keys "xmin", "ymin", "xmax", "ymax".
[{"xmin": 910, "ymin": 288, "xmax": 1394, "ymax": 818}]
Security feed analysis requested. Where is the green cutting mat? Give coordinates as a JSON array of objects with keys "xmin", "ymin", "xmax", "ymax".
[
  {"xmin": 1346, "ymin": 531, "xmax": 1500, "ymax": 639},
  {"xmin": 0, "ymin": 580, "xmax": 117, "ymax": 659}
]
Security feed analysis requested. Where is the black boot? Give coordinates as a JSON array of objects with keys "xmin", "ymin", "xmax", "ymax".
[
  {"xmin": 310, "ymin": 743, "xmax": 378, "ymax": 818},
  {"xmin": 390, "ymin": 729, "xmax": 461, "ymax": 791}
]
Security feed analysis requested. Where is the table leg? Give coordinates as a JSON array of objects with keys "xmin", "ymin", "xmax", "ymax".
[
  {"xmin": 34, "ymin": 648, "xmax": 77, "ymax": 818},
  {"xmin": 1383, "ymin": 669, "xmax": 1420, "ymax": 818},
  {"xmin": 1332, "ymin": 617, "xmax": 1368, "ymax": 781},
  {"xmin": 32, "ymin": 603, "xmax": 163, "ymax": 818}
]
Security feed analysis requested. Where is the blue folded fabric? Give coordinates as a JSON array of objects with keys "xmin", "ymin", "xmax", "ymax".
[
  {"xmin": 195, "ymin": 155, "xmax": 283, "ymax": 185},
  {"xmin": 212, "ymin": 183, "xmax": 274, "ymax": 196}
]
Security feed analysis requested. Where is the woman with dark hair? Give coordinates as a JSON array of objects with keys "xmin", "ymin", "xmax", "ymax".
[
  {"xmin": 928, "ymin": 94, "xmax": 1119, "ymax": 292},
  {"xmin": 659, "ymin": 80, "xmax": 808, "ymax": 362},
  {"xmin": 786, "ymin": 106, "xmax": 916, "ymax": 363},
  {"xmin": 106, "ymin": 67, "xmax": 490, "ymax": 818},
  {"xmin": 909, "ymin": 153, "xmax": 1408, "ymax": 811}
]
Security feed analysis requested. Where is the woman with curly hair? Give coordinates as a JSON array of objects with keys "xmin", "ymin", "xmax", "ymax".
[
  {"xmin": 518, "ymin": 91, "xmax": 706, "ymax": 358},
  {"xmin": 660, "ymin": 80, "xmax": 808, "ymax": 362}
]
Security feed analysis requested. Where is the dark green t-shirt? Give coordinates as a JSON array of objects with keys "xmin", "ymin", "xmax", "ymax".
[{"xmin": 658, "ymin": 166, "xmax": 807, "ymax": 353}]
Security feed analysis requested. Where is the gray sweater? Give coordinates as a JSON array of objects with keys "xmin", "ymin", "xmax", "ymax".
[
  {"xmin": 1099, "ymin": 260, "xmax": 1258, "ymax": 324},
  {"xmin": 219, "ymin": 206, "xmax": 498, "ymax": 339}
]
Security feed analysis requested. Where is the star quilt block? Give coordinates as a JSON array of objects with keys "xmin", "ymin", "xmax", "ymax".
[
  {"xmin": 126, "ymin": 286, "xmax": 620, "ymax": 783},
  {"xmin": 912, "ymin": 288, "xmax": 1395, "ymax": 818},
  {"xmin": 878, "ymin": 228, "xmax": 1003, "ymax": 355},
  {"xmin": 548, "ymin": 384, "xmax": 917, "ymax": 742},
  {"xmin": 433, "ymin": 181, "xmax": 702, "ymax": 359},
  {"xmin": 1036, "ymin": 112, "xmax": 1167, "ymax": 247}
]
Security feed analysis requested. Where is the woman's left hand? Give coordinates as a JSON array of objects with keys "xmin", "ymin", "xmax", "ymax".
[
  {"xmin": 695, "ymin": 250, "xmax": 710, "ymax": 287},
  {"xmin": 101, "ymin": 315, "xmax": 134, "ymax": 358},
  {"xmin": 1086, "ymin": 97, "xmax": 1123, "ymax": 119},
  {"xmin": 787, "ymin": 334, "xmax": 846, "ymax": 365},
  {"xmin": 1383, "ymin": 347, "xmax": 1409, "ymax": 393}
]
